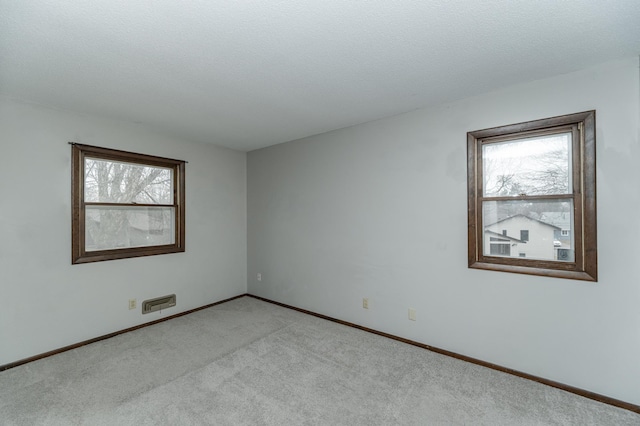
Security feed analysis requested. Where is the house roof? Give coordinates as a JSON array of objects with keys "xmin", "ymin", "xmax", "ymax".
[
  {"xmin": 484, "ymin": 230, "xmax": 525, "ymax": 243},
  {"xmin": 539, "ymin": 212, "xmax": 571, "ymax": 230},
  {"xmin": 484, "ymin": 214, "xmax": 561, "ymax": 230}
]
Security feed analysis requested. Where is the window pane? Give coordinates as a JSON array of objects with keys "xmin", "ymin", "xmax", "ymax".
[
  {"xmin": 483, "ymin": 199, "xmax": 574, "ymax": 262},
  {"xmin": 84, "ymin": 158, "xmax": 173, "ymax": 204},
  {"xmin": 483, "ymin": 132, "xmax": 572, "ymax": 197},
  {"xmin": 85, "ymin": 206, "xmax": 175, "ymax": 251}
]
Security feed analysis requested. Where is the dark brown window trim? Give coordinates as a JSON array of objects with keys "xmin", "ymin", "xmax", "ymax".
[
  {"xmin": 467, "ymin": 111, "xmax": 597, "ymax": 281},
  {"xmin": 71, "ymin": 143, "xmax": 186, "ymax": 264}
]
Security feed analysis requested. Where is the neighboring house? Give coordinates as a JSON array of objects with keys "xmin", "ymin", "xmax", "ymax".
[
  {"xmin": 484, "ymin": 214, "xmax": 563, "ymax": 261},
  {"xmin": 85, "ymin": 209, "xmax": 172, "ymax": 251},
  {"xmin": 539, "ymin": 211, "xmax": 572, "ymax": 247}
]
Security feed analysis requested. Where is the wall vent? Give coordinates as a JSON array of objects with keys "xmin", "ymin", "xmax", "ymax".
[{"xmin": 142, "ymin": 294, "xmax": 176, "ymax": 314}]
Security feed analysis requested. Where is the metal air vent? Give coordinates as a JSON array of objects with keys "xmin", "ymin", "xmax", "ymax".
[{"xmin": 142, "ymin": 294, "xmax": 176, "ymax": 314}]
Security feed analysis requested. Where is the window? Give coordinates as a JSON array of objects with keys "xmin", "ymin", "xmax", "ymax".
[
  {"xmin": 490, "ymin": 243, "xmax": 511, "ymax": 256},
  {"xmin": 72, "ymin": 144, "xmax": 185, "ymax": 264},
  {"xmin": 467, "ymin": 111, "xmax": 597, "ymax": 281},
  {"xmin": 557, "ymin": 249, "xmax": 571, "ymax": 261}
]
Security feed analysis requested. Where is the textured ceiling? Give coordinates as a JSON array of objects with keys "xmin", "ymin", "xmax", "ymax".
[{"xmin": 1, "ymin": 1, "xmax": 639, "ymax": 151}]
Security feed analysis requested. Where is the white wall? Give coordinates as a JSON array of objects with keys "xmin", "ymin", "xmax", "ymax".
[
  {"xmin": 247, "ymin": 57, "xmax": 640, "ymax": 405},
  {"xmin": 0, "ymin": 96, "xmax": 247, "ymax": 365}
]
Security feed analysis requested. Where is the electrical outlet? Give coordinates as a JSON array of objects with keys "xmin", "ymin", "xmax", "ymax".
[
  {"xmin": 129, "ymin": 299, "xmax": 137, "ymax": 310},
  {"xmin": 363, "ymin": 298, "xmax": 369, "ymax": 309},
  {"xmin": 257, "ymin": 273, "xmax": 262, "ymax": 282},
  {"xmin": 408, "ymin": 308, "xmax": 416, "ymax": 321}
]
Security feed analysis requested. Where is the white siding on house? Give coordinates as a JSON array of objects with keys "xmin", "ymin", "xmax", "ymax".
[{"xmin": 484, "ymin": 216, "xmax": 558, "ymax": 260}]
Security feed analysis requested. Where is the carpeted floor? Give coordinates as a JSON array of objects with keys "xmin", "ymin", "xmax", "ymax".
[{"xmin": 1, "ymin": 296, "xmax": 638, "ymax": 425}]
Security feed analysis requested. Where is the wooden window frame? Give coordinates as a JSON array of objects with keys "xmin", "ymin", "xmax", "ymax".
[
  {"xmin": 72, "ymin": 144, "xmax": 185, "ymax": 264},
  {"xmin": 467, "ymin": 111, "xmax": 597, "ymax": 281}
]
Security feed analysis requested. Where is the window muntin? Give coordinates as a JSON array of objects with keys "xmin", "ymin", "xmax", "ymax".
[
  {"xmin": 467, "ymin": 111, "xmax": 597, "ymax": 281},
  {"xmin": 72, "ymin": 144, "xmax": 185, "ymax": 264}
]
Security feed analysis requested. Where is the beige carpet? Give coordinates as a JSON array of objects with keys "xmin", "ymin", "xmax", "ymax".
[{"xmin": 1, "ymin": 296, "xmax": 637, "ymax": 425}]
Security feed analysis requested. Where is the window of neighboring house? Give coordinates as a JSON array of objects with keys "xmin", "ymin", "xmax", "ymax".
[
  {"xmin": 467, "ymin": 111, "xmax": 597, "ymax": 281},
  {"xmin": 557, "ymin": 248, "xmax": 571, "ymax": 261},
  {"xmin": 71, "ymin": 144, "xmax": 185, "ymax": 264},
  {"xmin": 561, "ymin": 229, "xmax": 569, "ymax": 236},
  {"xmin": 490, "ymin": 243, "xmax": 511, "ymax": 256}
]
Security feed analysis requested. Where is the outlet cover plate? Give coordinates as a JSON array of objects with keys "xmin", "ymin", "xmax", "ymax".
[{"xmin": 408, "ymin": 308, "xmax": 416, "ymax": 321}]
